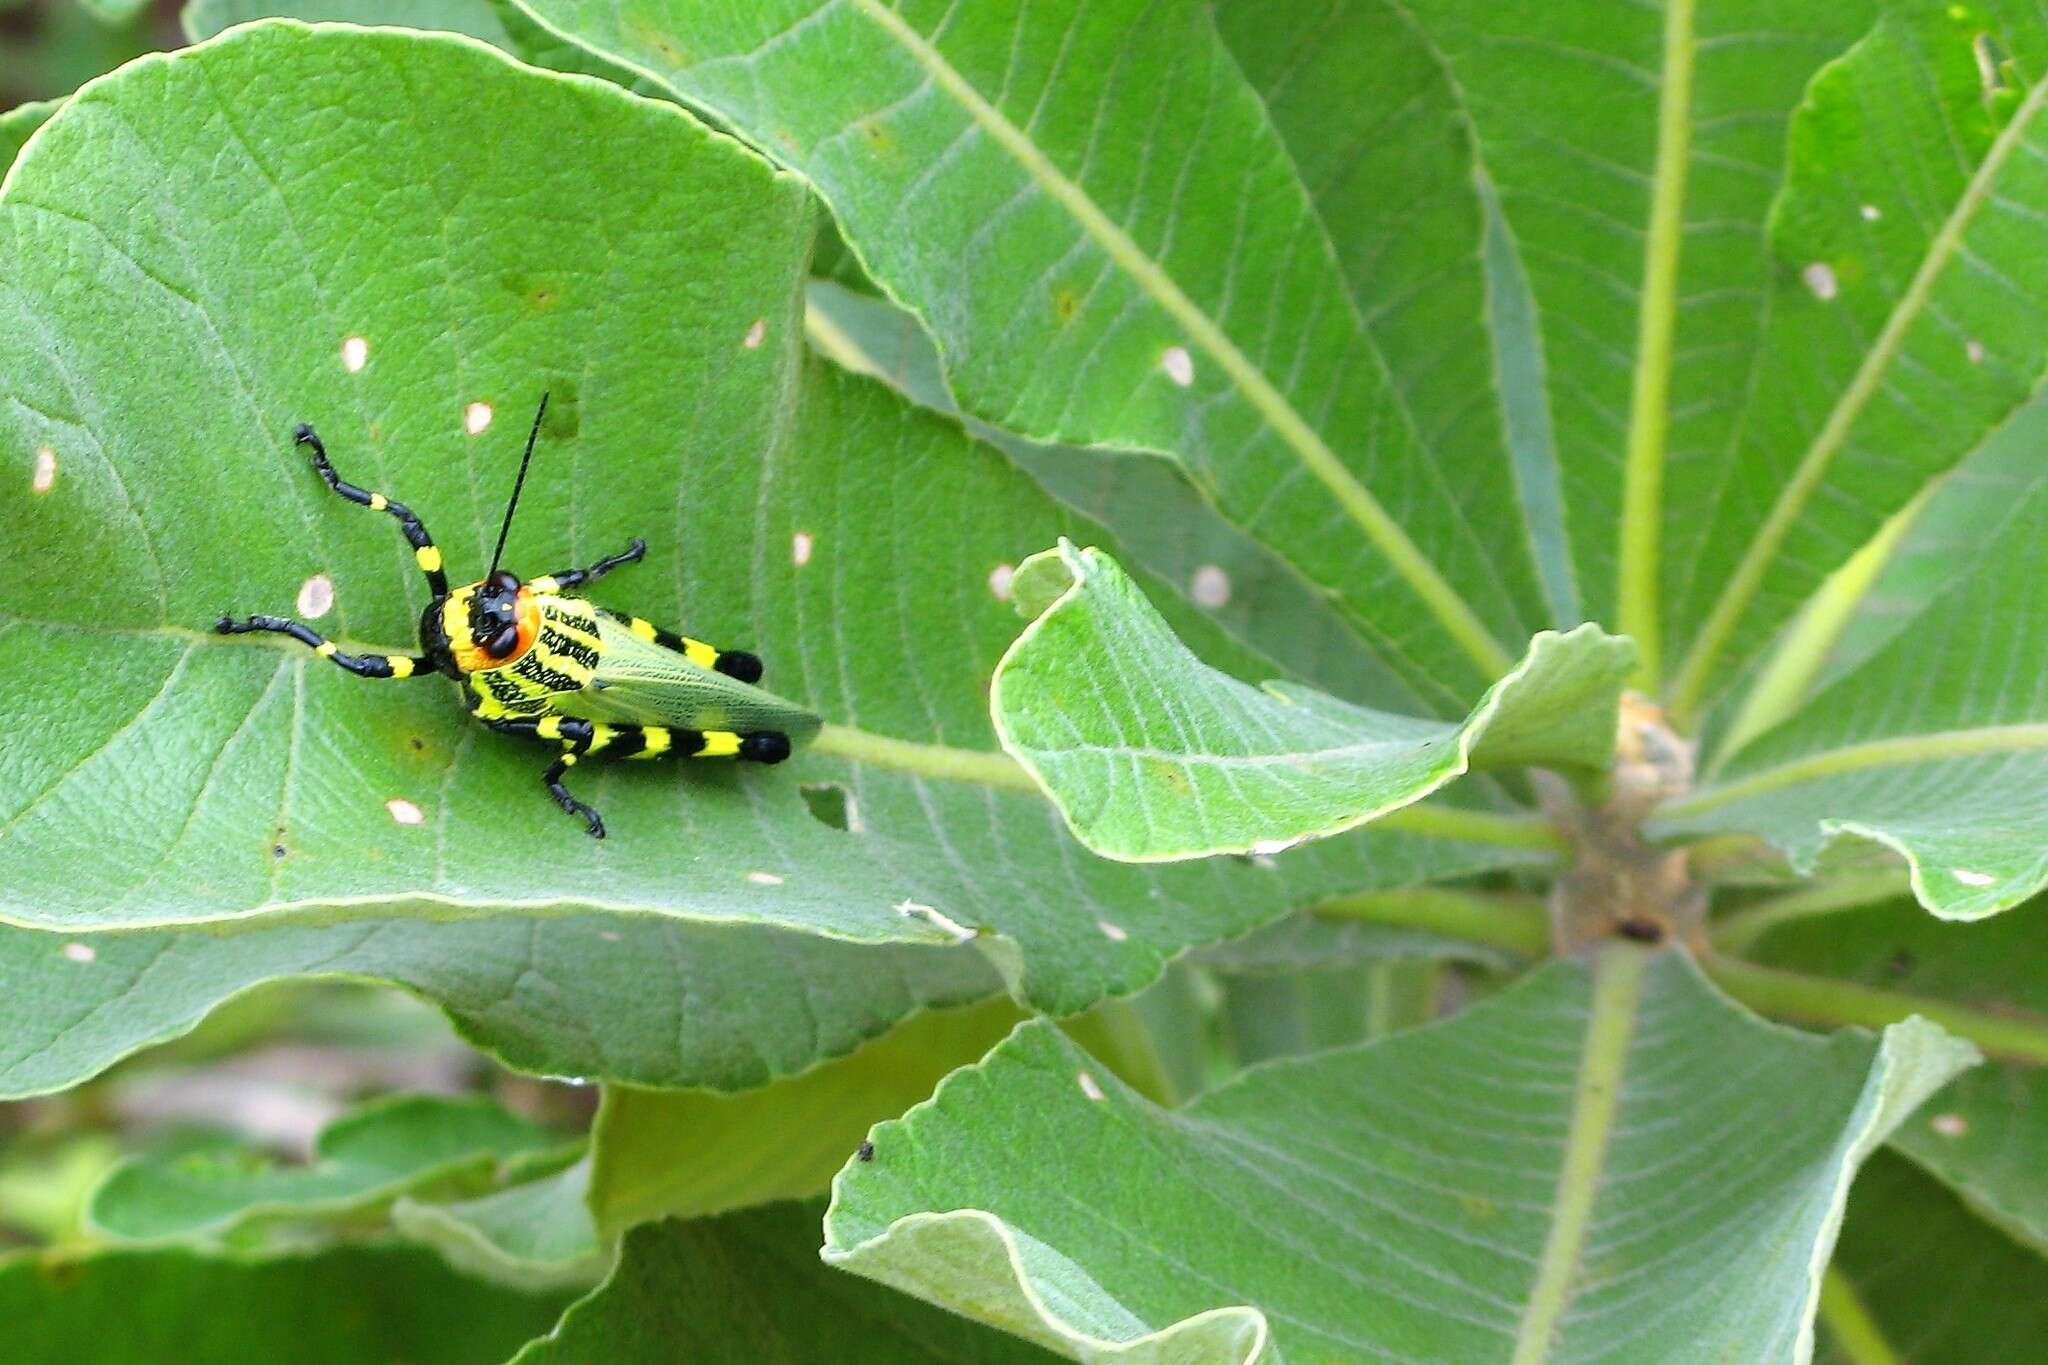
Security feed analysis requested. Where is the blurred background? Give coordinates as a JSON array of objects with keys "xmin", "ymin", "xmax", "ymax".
[{"xmin": 2, "ymin": 0, "xmax": 183, "ymax": 110}]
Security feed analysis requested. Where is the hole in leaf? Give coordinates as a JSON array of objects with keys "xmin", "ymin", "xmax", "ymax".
[{"xmin": 801, "ymin": 781, "xmax": 853, "ymax": 831}]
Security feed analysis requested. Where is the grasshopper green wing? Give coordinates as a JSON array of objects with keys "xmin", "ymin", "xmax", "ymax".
[{"xmin": 556, "ymin": 613, "xmax": 822, "ymax": 747}]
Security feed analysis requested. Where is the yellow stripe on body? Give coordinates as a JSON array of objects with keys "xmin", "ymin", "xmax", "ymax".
[
  {"xmin": 699, "ymin": 731, "xmax": 741, "ymax": 758},
  {"xmin": 415, "ymin": 545, "xmax": 442, "ymax": 573},
  {"xmin": 368, "ymin": 493, "xmax": 387, "ymax": 511},
  {"xmin": 634, "ymin": 727, "xmax": 672, "ymax": 759},
  {"xmin": 628, "ymin": 617, "xmax": 658, "ymax": 642},
  {"xmin": 388, "ymin": 656, "xmax": 415, "ymax": 678},
  {"xmin": 537, "ymin": 715, "xmax": 564, "ymax": 740},
  {"xmin": 316, "ymin": 641, "xmax": 337, "ymax": 657},
  {"xmin": 682, "ymin": 638, "xmax": 719, "ymax": 669},
  {"xmin": 529, "ymin": 576, "xmax": 560, "ymax": 594},
  {"xmin": 587, "ymin": 724, "xmax": 616, "ymax": 755}
]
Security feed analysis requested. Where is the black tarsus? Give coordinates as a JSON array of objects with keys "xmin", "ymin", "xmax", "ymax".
[
  {"xmin": 489, "ymin": 392, "xmax": 551, "ymax": 579},
  {"xmin": 214, "ymin": 613, "xmax": 433, "ymax": 680},
  {"xmin": 541, "ymin": 537, "xmax": 646, "ymax": 592}
]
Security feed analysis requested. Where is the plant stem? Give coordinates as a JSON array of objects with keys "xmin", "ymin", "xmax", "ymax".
[
  {"xmin": 1615, "ymin": 0, "xmax": 1697, "ymax": 692},
  {"xmin": 1317, "ymin": 887, "xmax": 1550, "ymax": 957},
  {"xmin": 1374, "ymin": 804, "xmax": 1567, "ymax": 852},
  {"xmin": 1701, "ymin": 953, "xmax": 2048, "ymax": 1065},
  {"xmin": 1709, "ymin": 870, "xmax": 1913, "ymax": 953},
  {"xmin": 1817, "ymin": 1266, "xmax": 1902, "ymax": 1365},
  {"xmin": 1678, "ymin": 832, "xmax": 1784, "ymax": 880}
]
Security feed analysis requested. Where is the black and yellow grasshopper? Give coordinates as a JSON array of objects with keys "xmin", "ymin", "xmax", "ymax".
[{"xmin": 217, "ymin": 395, "xmax": 819, "ymax": 838}]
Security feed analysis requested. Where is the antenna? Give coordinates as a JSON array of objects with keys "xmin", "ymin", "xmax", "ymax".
[{"xmin": 488, "ymin": 392, "xmax": 549, "ymax": 578}]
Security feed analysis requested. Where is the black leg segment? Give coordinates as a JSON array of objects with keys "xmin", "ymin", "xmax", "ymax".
[
  {"xmin": 295, "ymin": 424, "xmax": 449, "ymax": 596},
  {"xmin": 214, "ymin": 614, "xmax": 434, "ymax": 679}
]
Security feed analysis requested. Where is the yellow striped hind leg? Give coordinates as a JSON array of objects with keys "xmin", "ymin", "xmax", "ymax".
[{"xmin": 599, "ymin": 607, "xmax": 764, "ymax": 684}]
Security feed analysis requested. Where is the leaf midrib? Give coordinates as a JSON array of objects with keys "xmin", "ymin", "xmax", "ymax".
[
  {"xmin": 1667, "ymin": 722, "xmax": 2048, "ymax": 819},
  {"xmin": 1614, "ymin": 0, "xmax": 1697, "ymax": 691},
  {"xmin": 1511, "ymin": 944, "xmax": 1649, "ymax": 1365},
  {"xmin": 1669, "ymin": 69, "xmax": 2048, "ymax": 723},
  {"xmin": 838, "ymin": 0, "xmax": 1514, "ymax": 682}
]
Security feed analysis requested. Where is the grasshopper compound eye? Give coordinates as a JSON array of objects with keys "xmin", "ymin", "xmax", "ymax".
[{"xmin": 212, "ymin": 393, "xmax": 818, "ymax": 839}]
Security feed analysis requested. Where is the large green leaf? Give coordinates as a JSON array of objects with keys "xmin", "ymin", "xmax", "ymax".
[
  {"xmin": 85, "ymin": 1093, "xmax": 560, "ymax": 1242},
  {"xmin": 825, "ymin": 949, "xmax": 1972, "ymax": 1363},
  {"xmin": 993, "ymin": 544, "xmax": 1627, "ymax": 860},
  {"xmin": 513, "ymin": 1202, "xmax": 1057, "ymax": 1363},
  {"xmin": 1820, "ymin": 1151, "xmax": 2048, "ymax": 1365},
  {"xmin": 0, "ymin": 23, "xmax": 1524, "ymax": 1097},
  {"xmin": 1669, "ymin": 3, "xmax": 2048, "ymax": 719},
  {"xmin": 1659, "ymin": 463, "xmax": 2048, "ymax": 917},
  {"xmin": 0, "ymin": 1241, "xmax": 571, "ymax": 1363},
  {"xmin": 511, "ymin": 0, "xmax": 1556, "ymax": 705}
]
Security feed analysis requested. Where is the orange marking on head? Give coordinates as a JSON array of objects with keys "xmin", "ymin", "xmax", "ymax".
[{"xmin": 447, "ymin": 584, "xmax": 542, "ymax": 673}]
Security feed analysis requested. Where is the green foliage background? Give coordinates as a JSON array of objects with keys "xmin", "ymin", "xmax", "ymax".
[{"xmin": 5, "ymin": 1, "xmax": 2048, "ymax": 1360}]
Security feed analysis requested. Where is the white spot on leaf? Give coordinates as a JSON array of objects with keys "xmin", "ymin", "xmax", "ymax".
[
  {"xmin": 31, "ymin": 447, "xmax": 55, "ymax": 494},
  {"xmin": 1096, "ymin": 919, "xmax": 1127, "ymax": 942},
  {"xmin": 745, "ymin": 870, "xmax": 785, "ymax": 886},
  {"xmin": 385, "ymin": 797, "xmax": 426, "ymax": 825},
  {"xmin": 1160, "ymin": 345, "xmax": 1194, "ymax": 387},
  {"xmin": 792, "ymin": 531, "xmax": 814, "ymax": 567},
  {"xmin": 1191, "ymin": 564, "xmax": 1231, "ymax": 608},
  {"xmin": 1953, "ymin": 868, "xmax": 1997, "ymax": 887},
  {"xmin": 296, "ymin": 573, "xmax": 334, "ymax": 620},
  {"xmin": 598, "ymin": 930, "xmax": 622, "ymax": 943},
  {"xmin": 1931, "ymin": 1112, "xmax": 1969, "ymax": 1138},
  {"xmin": 1076, "ymin": 1071, "xmax": 1106, "ymax": 1101},
  {"xmin": 341, "ymin": 335, "xmax": 369, "ymax": 373},
  {"xmin": 1966, "ymin": 338, "xmax": 1986, "ymax": 364},
  {"xmin": 1802, "ymin": 263, "xmax": 1838, "ymax": 301},
  {"xmin": 1251, "ymin": 836, "xmax": 1301, "ymax": 857},
  {"xmin": 988, "ymin": 563, "xmax": 1015, "ymax": 601},
  {"xmin": 62, "ymin": 941, "xmax": 96, "ymax": 964},
  {"xmin": 742, "ymin": 318, "xmax": 767, "ymax": 349},
  {"xmin": 1859, "ymin": 203, "xmax": 1882, "ymax": 222},
  {"xmin": 464, "ymin": 402, "xmax": 494, "ymax": 435}
]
